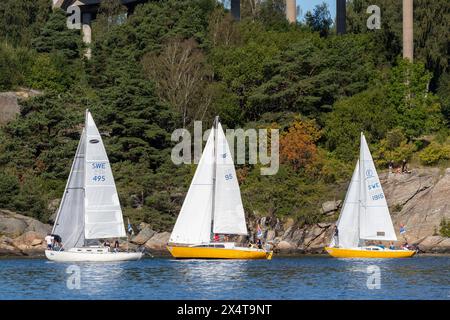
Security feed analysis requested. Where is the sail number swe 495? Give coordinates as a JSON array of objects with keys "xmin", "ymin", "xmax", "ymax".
[{"xmin": 92, "ymin": 175, "xmax": 106, "ymax": 182}]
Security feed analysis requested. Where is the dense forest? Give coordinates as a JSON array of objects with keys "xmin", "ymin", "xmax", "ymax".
[{"xmin": 0, "ymin": 0, "xmax": 448, "ymax": 232}]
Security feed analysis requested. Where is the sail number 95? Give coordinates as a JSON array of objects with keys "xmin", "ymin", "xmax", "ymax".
[{"xmin": 225, "ymin": 173, "xmax": 233, "ymax": 181}]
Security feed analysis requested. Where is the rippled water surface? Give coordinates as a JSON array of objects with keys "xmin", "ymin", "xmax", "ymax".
[{"xmin": 0, "ymin": 256, "xmax": 448, "ymax": 300}]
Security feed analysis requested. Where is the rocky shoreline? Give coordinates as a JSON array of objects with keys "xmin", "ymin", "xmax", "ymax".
[{"xmin": 1, "ymin": 168, "xmax": 449, "ymax": 257}]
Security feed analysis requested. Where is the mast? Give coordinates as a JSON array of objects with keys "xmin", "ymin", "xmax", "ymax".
[
  {"xmin": 83, "ymin": 109, "xmax": 88, "ymax": 246},
  {"xmin": 211, "ymin": 116, "xmax": 219, "ymax": 241},
  {"xmin": 357, "ymin": 132, "xmax": 363, "ymax": 247}
]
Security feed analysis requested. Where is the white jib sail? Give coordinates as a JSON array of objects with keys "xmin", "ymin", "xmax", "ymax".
[
  {"xmin": 169, "ymin": 129, "xmax": 215, "ymax": 244},
  {"xmin": 330, "ymin": 160, "xmax": 360, "ymax": 248},
  {"xmin": 84, "ymin": 111, "xmax": 126, "ymax": 240},
  {"xmin": 52, "ymin": 129, "xmax": 86, "ymax": 249},
  {"xmin": 358, "ymin": 133, "xmax": 397, "ymax": 242},
  {"xmin": 212, "ymin": 123, "xmax": 248, "ymax": 235}
]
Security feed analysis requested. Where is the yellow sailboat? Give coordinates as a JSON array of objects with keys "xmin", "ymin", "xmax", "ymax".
[
  {"xmin": 167, "ymin": 117, "xmax": 273, "ymax": 260},
  {"xmin": 325, "ymin": 132, "xmax": 416, "ymax": 259}
]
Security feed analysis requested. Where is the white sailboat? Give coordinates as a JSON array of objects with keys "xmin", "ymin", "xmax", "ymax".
[
  {"xmin": 325, "ymin": 132, "xmax": 416, "ymax": 258},
  {"xmin": 167, "ymin": 117, "xmax": 273, "ymax": 259},
  {"xmin": 45, "ymin": 110, "xmax": 143, "ymax": 262}
]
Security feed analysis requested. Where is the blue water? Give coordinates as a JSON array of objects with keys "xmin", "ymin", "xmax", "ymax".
[{"xmin": 0, "ymin": 256, "xmax": 448, "ymax": 300}]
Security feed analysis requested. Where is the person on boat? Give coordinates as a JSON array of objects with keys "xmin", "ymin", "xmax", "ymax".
[
  {"xmin": 333, "ymin": 226, "xmax": 339, "ymax": 247},
  {"xmin": 389, "ymin": 242, "xmax": 395, "ymax": 250},
  {"xmin": 52, "ymin": 234, "xmax": 62, "ymax": 250},
  {"xmin": 401, "ymin": 242, "xmax": 410, "ymax": 250},
  {"xmin": 377, "ymin": 243, "xmax": 385, "ymax": 249},
  {"xmin": 256, "ymin": 238, "xmax": 262, "ymax": 249},
  {"xmin": 113, "ymin": 240, "xmax": 120, "ymax": 253},
  {"xmin": 213, "ymin": 234, "xmax": 220, "ymax": 242},
  {"xmin": 45, "ymin": 234, "xmax": 53, "ymax": 250},
  {"xmin": 104, "ymin": 240, "xmax": 111, "ymax": 251}
]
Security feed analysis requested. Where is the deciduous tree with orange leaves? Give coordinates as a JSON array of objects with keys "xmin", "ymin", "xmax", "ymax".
[{"xmin": 279, "ymin": 119, "xmax": 321, "ymax": 171}]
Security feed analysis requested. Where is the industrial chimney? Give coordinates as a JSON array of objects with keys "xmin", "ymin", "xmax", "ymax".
[
  {"xmin": 402, "ymin": 0, "xmax": 413, "ymax": 62},
  {"xmin": 336, "ymin": 0, "xmax": 346, "ymax": 35},
  {"xmin": 286, "ymin": 0, "xmax": 296, "ymax": 24}
]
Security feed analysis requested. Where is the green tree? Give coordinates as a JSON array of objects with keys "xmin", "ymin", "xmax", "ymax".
[
  {"xmin": 347, "ymin": 0, "xmax": 450, "ymax": 89},
  {"xmin": 387, "ymin": 59, "xmax": 445, "ymax": 138},
  {"xmin": 325, "ymin": 87, "xmax": 397, "ymax": 161},
  {"xmin": 305, "ymin": 2, "xmax": 333, "ymax": 37},
  {"xmin": 0, "ymin": 0, "xmax": 51, "ymax": 46},
  {"xmin": 32, "ymin": 9, "xmax": 82, "ymax": 60}
]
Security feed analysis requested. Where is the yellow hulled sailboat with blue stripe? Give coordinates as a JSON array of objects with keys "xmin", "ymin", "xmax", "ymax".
[
  {"xmin": 325, "ymin": 133, "xmax": 416, "ymax": 259},
  {"xmin": 167, "ymin": 117, "xmax": 273, "ymax": 260}
]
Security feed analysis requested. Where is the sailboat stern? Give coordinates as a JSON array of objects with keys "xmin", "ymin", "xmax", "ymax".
[
  {"xmin": 325, "ymin": 246, "xmax": 416, "ymax": 258},
  {"xmin": 167, "ymin": 244, "xmax": 272, "ymax": 260}
]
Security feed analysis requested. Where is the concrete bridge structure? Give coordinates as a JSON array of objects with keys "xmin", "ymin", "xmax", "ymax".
[{"xmin": 52, "ymin": 1, "xmax": 413, "ymax": 61}]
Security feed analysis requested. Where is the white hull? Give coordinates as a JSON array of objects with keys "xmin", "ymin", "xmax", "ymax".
[{"xmin": 45, "ymin": 249, "xmax": 143, "ymax": 262}]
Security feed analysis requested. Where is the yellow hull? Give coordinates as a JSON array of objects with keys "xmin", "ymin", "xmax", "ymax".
[
  {"xmin": 167, "ymin": 246, "xmax": 273, "ymax": 260},
  {"xmin": 325, "ymin": 247, "xmax": 416, "ymax": 258}
]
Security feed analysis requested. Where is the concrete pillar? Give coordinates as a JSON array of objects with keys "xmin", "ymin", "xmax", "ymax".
[
  {"xmin": 286, "ymin": 0, "xmax": 296, "ymax": 24},
  {"xmin": 231, "ymin": 0, "xmax": 240, "ymax": 21},
  {"xmin": 403, "ymin": 0, "xmax": 413, "ymax": 62},
  {"xmin": 336, "ymin": 0, "xmax": 346, "ymax": 35},
  {"xmin": 82, "ymin": 12, "xmax": 92, "ymax": 59}
]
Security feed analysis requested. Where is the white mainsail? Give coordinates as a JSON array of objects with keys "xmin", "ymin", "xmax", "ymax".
[
  {"xmin": 213, "ymin": 123, "xmax": 247, "ymax": 235},
  {"xmin": 169, "ymin": 129, "xmax": 215, "ymax": 244},
  {"xmin": 169, "ymin": 119, "xmax": 248, "ymax": 245},
  {"xmin": 330, "ymin": 160, "xmax": 360, "ymax": 248},
  {"xmin": 84, "ymin": 111, "xmax": 126, "ymax": 240},
  {"xmin": 52, "ymin": 129, "xmax": 86, "ymax": 249},
  {"xmin": 331, "ymin": 133, "xmax": 396, "ymax": 248}
]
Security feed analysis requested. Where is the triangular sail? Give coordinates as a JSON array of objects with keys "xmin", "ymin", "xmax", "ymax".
[
  {"xmin": 212, "ymin": 123, "xmax": 247, "ymax": 235},
  {"xmin": 84, "ymin": 112, "xmax": 126, "ymax": 240},
  {"xmin": 330, "ymin": 160, "xmax": 360, "ymax": 248},
  {"xmin": 169, "ymin": 129, "xmax": 215, "ymax": 244},
  {"xmin": 52, "ymin": 129, "xmax": 86, "ymax": 249},
  {"xmin": 359, "ymin": 133, "xmax": 397, "ymax": 241}
]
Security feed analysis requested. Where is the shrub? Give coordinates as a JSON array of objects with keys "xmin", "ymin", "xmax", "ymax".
[
  {"xmin": 440, "ymin": 219, "xmax": 450, "ymax": 238},
  {"xmin": 419, "ymin": 142, "xmax": 450, "ymax": 165},
  {"xmin": 373, "ymin": 129, "xmax": 417, "ymax": 168}
]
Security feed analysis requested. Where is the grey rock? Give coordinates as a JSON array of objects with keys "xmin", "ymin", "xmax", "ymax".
[{"xmin": 131, "ymin": 224, "xmax": 156, "ymax": 245}]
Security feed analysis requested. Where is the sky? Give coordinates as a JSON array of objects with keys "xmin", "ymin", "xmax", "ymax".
[
  {"xmin": 221, "ymin": 1, "xmax": 337, "ymax": 22},
  {"xmin": 298, "ymin": 0, "xmax": 337, "ymax": 21}
]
